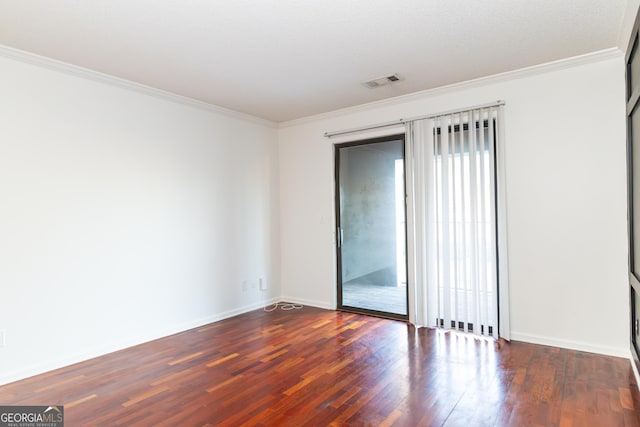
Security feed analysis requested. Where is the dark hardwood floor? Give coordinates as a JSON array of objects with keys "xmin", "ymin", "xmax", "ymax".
[{"xmin": 1, "ymin": 305, "xmax": 640, "ymax": 426}]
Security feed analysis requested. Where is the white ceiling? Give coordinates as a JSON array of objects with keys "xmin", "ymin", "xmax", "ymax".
[{"xmin": 0, "ymin": 0, "xmax": 630, "ymax": 122}]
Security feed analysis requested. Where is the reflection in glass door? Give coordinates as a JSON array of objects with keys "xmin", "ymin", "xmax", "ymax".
[{"xmin": 335, "ymin": 134, "xmax": 408, "ymax": 319}]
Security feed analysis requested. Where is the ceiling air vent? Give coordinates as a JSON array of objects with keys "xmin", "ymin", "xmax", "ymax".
[{"xmin": 362, "ymin": 73, "xmax": 402, "ymax": 89}]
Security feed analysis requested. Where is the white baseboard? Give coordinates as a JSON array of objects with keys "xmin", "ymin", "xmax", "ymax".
[
  {"xmin": 0, "ymin": 297, "xmax": 279, "ymax": 387},
  {"xmin": 510, "ymin": 331, "xmax": 630, "ymax": 358},
  {"xmin": 279, "ymin": 296, "xmax": 333, "ymax": 310}
]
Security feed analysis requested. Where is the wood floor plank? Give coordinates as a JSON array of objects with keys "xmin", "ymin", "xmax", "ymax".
[
  {"xmin": 205, "ymin": 352, "xmax": 239, "ymax": 368},
  {"xmin": 65, "ymin": 393, "xmax": 97, "ymax": 408},
  {"xmin": 168, "ymin": 351, "xmax": 204, "ymax": 366},
  {"xmin": 0, "ymin": 306, "xmax": 639, "ymax": 426}
]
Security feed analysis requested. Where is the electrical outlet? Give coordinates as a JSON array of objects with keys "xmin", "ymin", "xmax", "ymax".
[
  {"xmin": 0, "ymin": 329, "xmax": 6, "ymax": 347},
  {"xmin": 242, "ymin": 280, "xmax": 248, "ymax": 292},
  {"xmin": 259, "ymin": 278, "xmax": 268, "ymax": 291}
]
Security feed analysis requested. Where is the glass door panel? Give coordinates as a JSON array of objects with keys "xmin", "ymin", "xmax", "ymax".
[{"xmin": 335, "ymin": 135, "xmax": 408, "ymax": 319}]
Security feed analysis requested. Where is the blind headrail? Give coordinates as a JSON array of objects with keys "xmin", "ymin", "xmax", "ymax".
[{"xmin": 324, "ymin": 100, "xmax": 505, "ymax": 138}]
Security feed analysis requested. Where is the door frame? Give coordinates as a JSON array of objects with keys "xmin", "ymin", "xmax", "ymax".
[
  {"xmin": 626, "ymin": 6, "xmax": 640, "ymax": 375},
  {"xmin": 333, "ymin": 133, "xmax": 409, "ymax": 321}
]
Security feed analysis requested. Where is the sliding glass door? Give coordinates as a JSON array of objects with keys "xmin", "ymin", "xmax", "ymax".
[{"xmin": 335, "ymin": 134, "xmax": 408, "ymax": 319}]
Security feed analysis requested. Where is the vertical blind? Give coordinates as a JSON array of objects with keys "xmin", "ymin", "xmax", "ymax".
[{"xmin": 406, "ymin": 105, "xmax": 509, "ymax": 338}]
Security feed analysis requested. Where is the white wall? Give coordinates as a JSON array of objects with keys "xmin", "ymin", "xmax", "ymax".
[
  {"xmin": 278, "ymin": 51, "xmax": 629, "ymax": 357},
  {"xmin": 0, "ymin": 53, "xmax": 280, "ymax": 384}
]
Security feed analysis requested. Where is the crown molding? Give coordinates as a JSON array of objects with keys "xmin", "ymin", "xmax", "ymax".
[
  {"xmin": 278, "ymin": 48, "xmax": 623, "ymax": 129},
  {"xmin": 0, "ymin": 44, "xmax": 276, "ymax": 128},
  {"xmin": 0, "ymin": 43, "xmax": 623, "ymax": 129}
]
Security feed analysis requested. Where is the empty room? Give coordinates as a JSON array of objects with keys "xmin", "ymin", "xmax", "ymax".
[{"xmin": 1, "ymin": 1, "xmax": 640, "ymax": 425}]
